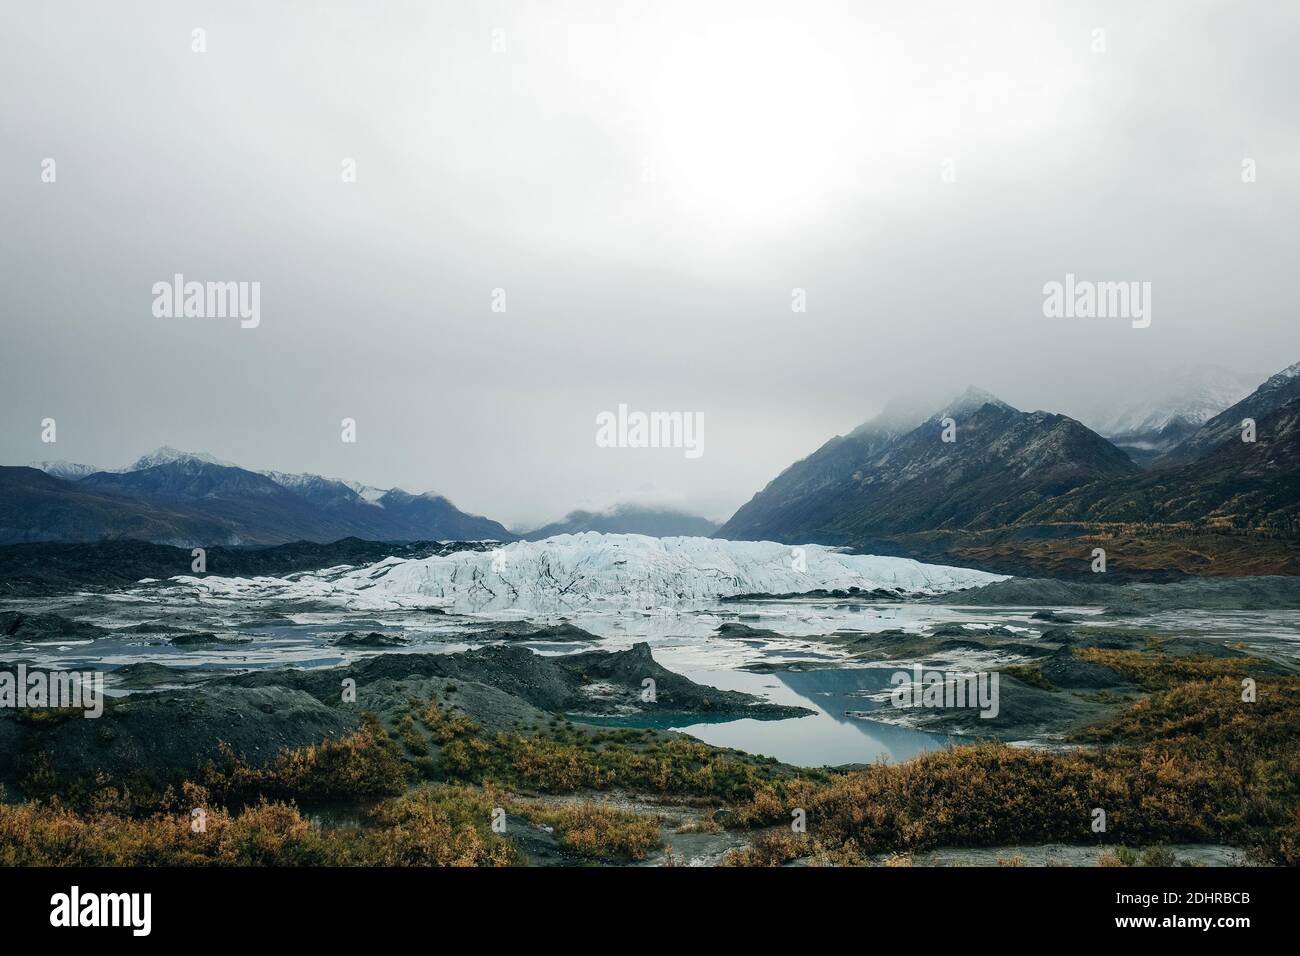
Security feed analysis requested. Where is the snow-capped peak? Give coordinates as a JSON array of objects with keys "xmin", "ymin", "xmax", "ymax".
[
  {"xmin": 1261, "ymin": 360, "xmax": 1300, "ymax": 389},
  {"xmin": 29, "ymin": 459, "xmax": 101, "ymax": 480},
  {"xmin": 257, "ymin": 469, "xmax": 439, "ymax": 508},
  {"xmin": 129, "ymin": 446, "xmax": 233, "ymax": 471},
  {"xmin": 1092, "ymin": 365, "xmax": 1258, "ymax": 436},
  {"xmin": 262, "ymin": 470, "xmax": 329, "ymax": 491},
  {"xmin": 259, "ymin": 470, "xmax": 388, "ymax": 507},
  {"xmin": 342, "ymin": 479, "xmax": 390, "ymax": 504},
  {"xmin": 941, "ymin": 386, "xmax": 1014, "ymax": 417}
]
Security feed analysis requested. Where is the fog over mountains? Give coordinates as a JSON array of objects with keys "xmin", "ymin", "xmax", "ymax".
[
  {"xmin": 717, "ymin": 387, "xmax": 1141, "ymax": 545},
  {"xmin": 717, "ymin": 360, "xmax": 1300, "ymax": 575},
  {"xmin": 1087, "ymin": 366, "xmax": 1258, "ymax": 465},
  {"xmin": 5, "ymin": 0, "xmax": 1297, "ymax": 535}
]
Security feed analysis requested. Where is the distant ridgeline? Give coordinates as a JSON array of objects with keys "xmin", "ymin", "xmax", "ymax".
[{"xmin": 0, "ymin": 448, "xmax": 515, "ymax": 548}]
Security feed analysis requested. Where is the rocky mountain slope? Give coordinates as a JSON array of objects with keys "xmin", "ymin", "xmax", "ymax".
[
  {"xmin": 1027, "ymin": 395, "xmax": 1300, "ymax": 535},
  {"xmin": 717, "ymin": 364, "xmax": 1300, "ymax": 577},
  {"xmin": 1158, "ymin": 360, "xmax": 1300, "ymax": 466},
  {"xmin": 0, "ymin": 466, "xmax": 234, "ymax": 547},
  {"xmin": 717, "ymin": 388, "xmax": 1137, "ymax": 547},
  {"xmin": 7, "ymin": 448, "xmax": 513, "ymax": 546}
]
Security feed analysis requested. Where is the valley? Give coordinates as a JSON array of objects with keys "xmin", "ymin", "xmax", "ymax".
[{"xmin": 2, "ymin": 535, "xmax": 1297, "ymax": 867}]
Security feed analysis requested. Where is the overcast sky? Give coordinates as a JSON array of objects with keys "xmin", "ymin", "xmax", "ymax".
[{"xmin": 2, "ymin": 0, "xmax": 1297, "ymax": 528}]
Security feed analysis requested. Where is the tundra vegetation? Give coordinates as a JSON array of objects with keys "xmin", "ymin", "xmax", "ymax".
[{"xmin": 1, "ymin": 647, "xmax": 1297, "ymax": 867}]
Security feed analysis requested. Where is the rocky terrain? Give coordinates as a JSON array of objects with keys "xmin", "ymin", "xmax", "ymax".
[
  {"xmin": 0, "ymin": 640, "xmax": 807, "ymax": 792},
  {"xmin": 2, "ymin": 556, "xmax": 1298, "ymax": 868},
  {"xmin": 0, "ymin": 537, "xmax": 494, "ymax": 598},
  {"xmin": 3, "ymin": 601, "xmax": 1296, "ymax": 867},
  {"xmin": 716, "ymin": 387, "xmax": 1140, "ymax": 548}
]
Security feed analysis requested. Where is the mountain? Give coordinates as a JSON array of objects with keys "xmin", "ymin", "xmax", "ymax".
[
  {"xmin": 0, "ymin": 466, "xmax": 234, "ymax": 546},
  {"xmin": 717, "ymin": 387, "xmax": 1138, "ymax": 547},
  {"xmin": 360, "ymin": 488, "xmax": 516, "ymax": 542},
  {"xmin": 28, "ymin": 459, "xmax": 102, "ymax": 480},
  {"xmin": 521, "ymin": 505, "xmax": 719, "ymax": 540},
  {"xmin": 260, "ymin": 469, "xmax": 514, "ymax": 541},
  {"xmin": 708, "ymin": 397, "xmax": 934, "ymax": 546},
  {"xmin": 263, "ymin": 471, "xmax": 386, "ymax": 508},
  {"xmin": 1027, "ymin": 395, "xmax": 1300, "ymax": 534},
  {"xmin": 1159, "ymin": 360, "xmax": 1300, "ymax": 465},
  {"xmin": 128, "ymin": 446, "xmax": 235, "ymax": 470},
  {"xmin": 1102, "ymin": 419, "xmax": 1201, "ymax": 467},
  {"xmin": 29, "ymin": 446, "xmax": 231, "ymax": 478},
  {"xmin": 79, "ymin": 457, "xmax": 354, "ymax": 543},
  {"xmin": 719, "ymin": 366, "xmax": 1300, "ymax": 578},
  {"xmin": 1093, "ymin": 366, "xmax": 1257, "ymax": 466},
  {"xmin": 2, "ymin": 448, "xmax": 514, "ymax": 546},
  {"xmin": 988, "ymin": 393, "xmax": 1300, "ymax": 575},
  {"xmin": 1093, "ymin": 365, "xmax": 1256, "ymax": 436},
  {"xmin": 263, "ymin": 470, "xmax": 380, "ymax": 509}
]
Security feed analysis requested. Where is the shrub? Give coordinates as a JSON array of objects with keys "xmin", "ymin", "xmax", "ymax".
[{"xmin": 516, "ymin": 801, "xmax": 661, "ymax": 861}]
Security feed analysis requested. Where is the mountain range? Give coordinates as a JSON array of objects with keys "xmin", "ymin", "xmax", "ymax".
[
  {"xmin": 718, "ymin": 387, "xmax": 1138, "ymax": 546},
  {"xmin": 1157, "ymin": 362, "xmax": 1300, "ymax": 465},
  {"xmin": 717, "ymin": 361, "xmax": 1300, "ymax": 577},
  {"xmin": 3, "ymin": 362, "xmax": 1297, "ymax": 575},
  {"xmin": 1, "ymin": 449, "xmax": 513, "ymax": 546},
  {"xmin": 1088, "ymin": 365, "xmax": 1258, "ymax": 465},
  {"xmin": 1, "ymin": 448, "xmax": 722, "ymax": 548}
]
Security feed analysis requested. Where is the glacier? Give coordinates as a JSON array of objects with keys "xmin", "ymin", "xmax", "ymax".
[{"xmin": 164, "ymin": 532, "xmax": 1008, "ymax": 613}]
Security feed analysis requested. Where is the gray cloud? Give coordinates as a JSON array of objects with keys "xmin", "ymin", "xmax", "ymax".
[{"xmin": 2, "ymin": 0, "xmax": 1296, "ymax": 528}]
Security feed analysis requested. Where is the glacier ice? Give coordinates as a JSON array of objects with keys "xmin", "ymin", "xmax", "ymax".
[{"xmin": 173, "ymin": 533, "xmax": 1007, "ymax": 613}]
